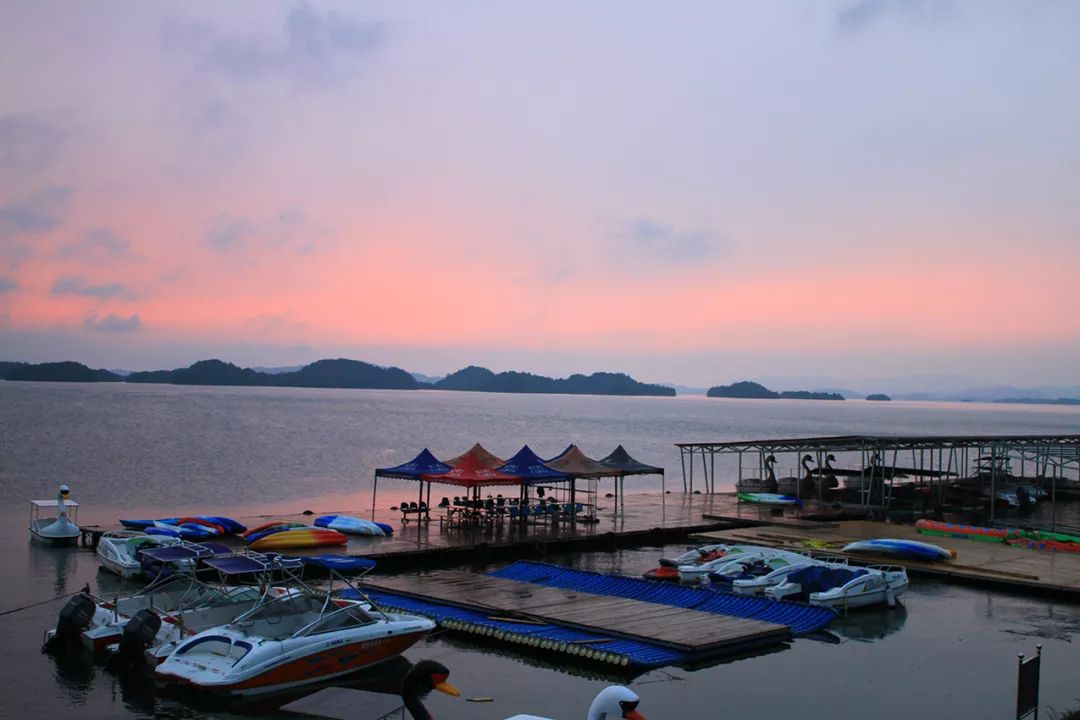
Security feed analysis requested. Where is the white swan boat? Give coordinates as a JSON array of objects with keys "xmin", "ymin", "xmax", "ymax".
[
  {"xmin": 677, "ymin": 545, "xmax": 809, "ymax": 585},
  {"xmin": 155, "ymin": 562, "xmax": 435, "ymax": 697},
  {"xmin": 29, "ymin": 485, "xmax": 80, "ymax": 545},
  {"xmin": 766, "ymin": 565, "xmax": 908, "ymax": 609},
  {"xmin": 96, "ymin": 531, "xmax": 179, "ymax": 579}
]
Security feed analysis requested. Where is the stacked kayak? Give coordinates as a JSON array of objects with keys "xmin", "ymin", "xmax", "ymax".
[
  {"xmin": 738, "ymin": 492, "xmax": 801, "ymax": 506},
  {"xmin": 248, "ymin": 526, "xmax": 347, "ymax": 551},
  {"xmin": 314, "ymin": 514, "xmax": 394, "ymax": 536},
  {"xmin": 842, "ymin": 538, "xmax": 954, "ymax": 562},
  {"xmin": 243, "ymin": 521, "xmax": 308, "ymax": 543},
  {"xmin": 915, "ymin": 519, "xmax": 1080, "ymax": 551},
  {"xmin": 120, "ymin": 516, "xmax": 247, "ymax": 541}
]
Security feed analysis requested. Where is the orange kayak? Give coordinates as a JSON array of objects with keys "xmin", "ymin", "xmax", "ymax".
[{"xmin": 248, "ymin": 527, "xmax": 348, "ymax": 551}]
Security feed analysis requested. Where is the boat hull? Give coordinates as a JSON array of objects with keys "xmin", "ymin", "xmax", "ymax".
[
  {"xmin": 248, "ymin": 527, "xmax": 348, "ymax": 551},
  {"xmin": 157, "ymin": 630, "xmax": 427, "ymax": 697}
]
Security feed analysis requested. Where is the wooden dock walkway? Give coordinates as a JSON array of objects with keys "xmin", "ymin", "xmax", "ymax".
[
  {"xmin": 366, "ymin": 570, "xmax": 790, "ymax": 654},
  {"xmin": 692, "ymin": 520, "xmax": 1080, "ymax": 597}
]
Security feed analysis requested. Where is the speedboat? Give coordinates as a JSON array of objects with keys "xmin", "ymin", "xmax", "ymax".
[
  {"xmin": 677, "ymin": 545, "xmax": 809, "ymax": 585},
  {"xmin": 767, "ymin": 565, "xmax": 908, "ymax": 609},
  {"xmin": 642, "ymin": 544, "xmax": 727, "ymax": 581},
  {"xmin": 115, "ymin": 553, "xmax": 308, "ymax": 667},
  {"xmin": 156, "ymin": 556, "xmax": 435, "ymax": 697},
  {"xmin": 29, "ymin": 485, "xmax": 80, "ymax": 545},
  {"xmin": 96, "ymin": 531, "xmax": 179, "ymax": 579},
  {"xmin": 731, "ymin": 557, "xmax": 849, "ymax": 596}
]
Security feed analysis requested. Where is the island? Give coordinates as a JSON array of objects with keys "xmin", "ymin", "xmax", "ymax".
[
  {"xmin": 432, "ymin": 365, "xmax": 675, "ymax": 396},
  {"xmin": 707, "ymin": 380, "xmax": 844, "ymax": 400},
  {"xmin": 866, "ymin": 393, "xmax": 892, "ymax": 401},
  {"xmin": 3, "ymin": 361, "xmax": 122, "ymax": 382},
  {"xmin": 128, "ymin": 358, "xmax": 418, "ymax": 390}
]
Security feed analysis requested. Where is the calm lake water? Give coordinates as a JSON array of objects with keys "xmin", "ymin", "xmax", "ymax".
[{"xmin": 2, "ymin": 381, "xmax": 1080, "ymax": 719}]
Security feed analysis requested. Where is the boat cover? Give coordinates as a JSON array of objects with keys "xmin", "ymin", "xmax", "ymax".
[
  {"xmin": 140, "ymin": 542, "xmax": 231, "ymax": 563},
  {"xmin": 787, "ymin": 566, "xmax": 867, "ymax": 593}
]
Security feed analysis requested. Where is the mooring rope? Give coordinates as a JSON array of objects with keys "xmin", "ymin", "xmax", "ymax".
[{"xmin": 0, "ymin": 585, "xmax": 87, "ymax": 618}]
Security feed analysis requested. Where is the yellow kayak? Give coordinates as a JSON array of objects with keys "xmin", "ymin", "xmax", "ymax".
[{"xmin": 248, "ymin": 527, "xmax": 348, "ymax": 551}]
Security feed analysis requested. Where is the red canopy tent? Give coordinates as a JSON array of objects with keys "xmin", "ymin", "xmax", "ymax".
[
  {"xmin": 443, "ymin": 443, "xmax": 505, "ymax": 469},
  {"xmin": 423, "ymin": 446, "xmax": 523, "ymax": 521}
]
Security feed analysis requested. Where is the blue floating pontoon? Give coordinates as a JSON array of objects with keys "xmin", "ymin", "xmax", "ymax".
[{"xmin": 488, "ymin": 561, "xmax": 837, "ymax": 635}]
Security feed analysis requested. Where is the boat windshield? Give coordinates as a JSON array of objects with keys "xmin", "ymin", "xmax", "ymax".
[{"xmin": 231, "ymin": 594, "xmax": 375, "ymax": 639}]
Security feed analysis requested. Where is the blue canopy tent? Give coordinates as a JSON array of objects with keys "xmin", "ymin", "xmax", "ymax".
[
  {"xmin": 496, "ymin": 445, "xmax": 571, "ymax": 513},
  {"xmin": 373, "ymin": 448, "xmax": 453, "ymax": 520}
]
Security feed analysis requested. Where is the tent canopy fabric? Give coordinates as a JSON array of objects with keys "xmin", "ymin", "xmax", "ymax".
[
  {"xmin": 375, "ymin": 448, "xmax": 452, "ymax": 479},
  {"xmin": 423, "ymin": 446, "xmax": 522, "ymax": 488},
  {"xmin": 599, "ymin": 445, "xmax": 664, "ymax": 476},
  {"xmin": 497, "ymin": 445, "xmax": 571, "ymax": 485},
  {"xmin": 544, "ymin": 445, "xmax": 621, "ymax": 478},
  {"xmin": 444, "ymin": 443, "xmax": 505, "ymax": 469}
]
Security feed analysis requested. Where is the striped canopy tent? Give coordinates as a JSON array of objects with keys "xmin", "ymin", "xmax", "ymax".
[
  {"xmin": 544, "ymin": 445, "xmax": 621, "ymax": 522},
  {"xmin": 599, "ymin": 445, "xmax": 665, "ymax": 513},
  {"xmin": 372, "ymin": 448, "xmax": 454, "ymax": 518},
  {"xmin": 444, "ymin": 443, "xmax": 505, "ymax": 469}
]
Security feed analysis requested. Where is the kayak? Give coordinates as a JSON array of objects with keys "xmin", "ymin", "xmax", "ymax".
[
  {"xmin": 842, "ymin": 538, "xmax": 954, "ymax": 562},
  {"xmin": 1007, "ymin": 538, "xmax": 1080, "ymax": 554},
  {"xmin": 242, "ymin": 521, "xmax": 306, "ymax": 540},
  {"xmin": 738, "ymin": 492, "xmax": 801, "ymax": 506},
  {"xmin": 314, "ymin": 514, "xmax": 393, "ymax": 536},
  {"xmin": 248, "ymin": 527, "xmax": 348, "ymax": 551},
  {"xmin": 916, "ymin": 519, "xmax": 1080, "ymax": 546},
  {"xmin": 120, "ymin": 516, "xmax": 245, "ymax": 535}
]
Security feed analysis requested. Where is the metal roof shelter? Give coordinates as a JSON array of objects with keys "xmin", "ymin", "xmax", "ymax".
[{"xmin": 675, "ymin": 434, "xmax": 1080, "ymax": 524}]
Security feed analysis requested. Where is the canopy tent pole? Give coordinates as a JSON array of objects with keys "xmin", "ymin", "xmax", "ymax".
[{"xmin": 371, "ymin": 476, "xmax": 378, "ymax": 521}]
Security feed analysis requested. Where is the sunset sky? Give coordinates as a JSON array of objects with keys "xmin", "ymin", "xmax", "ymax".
[{"xmin": 1, "ymin": 1, "xmax": 1078, "ymax": 389}]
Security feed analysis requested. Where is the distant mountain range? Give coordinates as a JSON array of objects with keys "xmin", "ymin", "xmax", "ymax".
[
  {"xmin": 2, "ymin": 359, "xmax": 673, "ymax": 397},
  {"xmin": 706, "ymin": 380, "xmax": 844, "ymax": 401}
]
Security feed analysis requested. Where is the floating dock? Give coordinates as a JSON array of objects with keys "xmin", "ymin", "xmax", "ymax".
[
  {"xmin": 692, "ymin": 520, "xmax": 1080, "ymax": 597},
  {"xmin": 358, "ymin": 561, "xmax": 837, "ymax": 669}
]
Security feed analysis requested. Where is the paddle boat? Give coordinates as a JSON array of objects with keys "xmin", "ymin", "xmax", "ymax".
[
  {"xmin": 731, "ymin": 557, "xmax": 850, "ymax": 596},
  {"xmin": 29, "ymin": 485, "xmax": 80, "ymax": 545},
  {"xmin": 502, "ymin": 686, "xmax": 646, "ymax": 719},
  {"xmin": 642, "ymin": 544, "xmax": 727, "ymax": 581},
  {"xmin": 767, "ymin": 564, "xmax": 909, "ymax": 609},
  {"xmin": 155, "ymin": 557, "xmax": 435, "ymax": 697},
  {"xmin": 676, "ymin": 545, "xmax": 809, "ymax": 585},
  {"xmin": 737, "ymin": 492, "xmax": 801, "ymax": 506},
  {"xmin": 841, "ymin": 538, "xmax": 953, "ymax": 562},
  {"xmin": 96, "ymin": 530, "xmax": 179, "ymax": 579},
  {"xmin": 314, "ymin": 514, "xmax": 394, "ymax": 536}
]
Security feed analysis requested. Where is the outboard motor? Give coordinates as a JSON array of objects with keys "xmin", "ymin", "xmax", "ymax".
[
  {"xmin": 43, "ymin": 592, "xmax": 96, "ymax": 653},
  {"xmin": 112, "ymin": 608, "xmax": 162, "ymax": 666}
]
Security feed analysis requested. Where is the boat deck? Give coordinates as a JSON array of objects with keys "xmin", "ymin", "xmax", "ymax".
[
  {"xmin": 365, "ymin": 570, "xmax": 790, "ymax": 654},
  {"xmin": 692, "ymin": 520, "xmax": 1080, "ymax": 597}
]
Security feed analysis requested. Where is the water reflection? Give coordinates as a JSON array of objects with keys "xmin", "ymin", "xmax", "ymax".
[
  {"xmin": 828, "ymin": 605, "xmax": 908, "ymax": 642},
  {"xmin": 27, "ymin": 542, "xmax": 80, "ymax": 596}
]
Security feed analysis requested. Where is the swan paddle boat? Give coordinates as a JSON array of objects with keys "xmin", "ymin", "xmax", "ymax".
[
  {"xmin": 642, "ymin": 544, "xmax": 727, "ymax": 581},
  {"xmin": 767, "ymin": 564, "xmax": 909, "ymax": 609},
  {"xmin": 841, "ymin": 538, "xmax": 954, "ymax": 562},
  {"xmin": 29, "ymin": 485, "xmax": 81, "ymax": 545},
  {"xmin": 314, "ymin": 514, "xmax": 394, "ymax": 536},
  {"xmin": 96, "ymin": 530, "xmax": 179, "ymax": 579},
  {"xmin": 156, "ymin": 557, "xmax": 434, "ymax": 697},
  {"xmin": 503, "ymin": 685, "xmax": 646, "ymax": 719}
]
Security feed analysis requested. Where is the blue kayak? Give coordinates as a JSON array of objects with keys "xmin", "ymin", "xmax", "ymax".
[
  {"xmin": 842, "ymin": 538, "xmax": 953, "ymax": 562},
  {"xmin": 314, "ymin": 515, "xmax": 393, "ymax": 536}
]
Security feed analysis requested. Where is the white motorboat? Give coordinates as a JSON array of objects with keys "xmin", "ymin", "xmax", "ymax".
[
  {"xmin": 156, "ymin": 556, "xmax": 435, "ymax": 697},
  {"xmin": 677, "ymin": 545, "xmax": 809, "ymax": 585},
  {"xmin": 29, "ymin": 485, "xmax": 80, "ymax": 545},
  {"xmin": 731, "ymin": 557, "xmax": 849, "ymax": 596},
  {"xmin": 643, "ymin": 544, "xmax": 728, "ymax": 581},
  {"xmin": 96, "ymin": 531, "xmax": 179, "ymax": 579},
  {"xmin": 766, "ymin": 564, "xmax": 908, "ymax": 609}
]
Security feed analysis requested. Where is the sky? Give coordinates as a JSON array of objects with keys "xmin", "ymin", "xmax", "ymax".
[{"xmin": 1, "ymin": 0, "xmax": 1078, "ymax": 390}]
